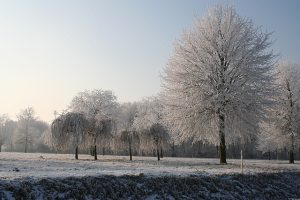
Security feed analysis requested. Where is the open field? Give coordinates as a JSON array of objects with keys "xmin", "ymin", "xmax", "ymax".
[
  {"xmin": 0, "ymin": 152, "xmax": 299, "ymax": 179},
  {"xmin": 0, "ymin": 152, "xmax": 299, "ymax": 199}
]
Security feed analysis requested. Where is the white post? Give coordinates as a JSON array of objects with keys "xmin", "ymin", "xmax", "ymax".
[{"xmin": 241, "ymin": 149, "xmax": 243, "ymax": 175}]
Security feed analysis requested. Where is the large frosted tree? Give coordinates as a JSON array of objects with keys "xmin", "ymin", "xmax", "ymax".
[{"xmin": 162, "ymin": 5, "xmax": 276, "ymax": 163}]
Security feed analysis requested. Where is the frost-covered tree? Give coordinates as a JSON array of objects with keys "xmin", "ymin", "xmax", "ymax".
[
  {"xmin": 16, "ymin": 107, "xmax": 36, "ymax": 153},
  {"xmin": 30, "ymin": 120, "xmax": 49, "ymax": 152},
  {"xmin": 162, "ymin": 5, "xmax": 276, "ymax": 163},
  {"xmin": 257, "ymin": 120, "xmax": 287, "ymax": 160},
  {"xmin": 50, "ymin": 112, "xmax": 88, "ymax": 159},
  {"xmin": 3, "ymin": 119, "xmax": 17, "ymax": 152},
  {"xmin": 149, "ymin": 123, "xmax": 169, "ymax": 160},
  {"xmin": 0, "ymin": 114, "xmax": 10, "ymax": 152},
  {"xmin": 117, "ymin": 103, "xmax": 139, "ymax": 160},
  {"xmin": 134, "ymin": 97, "xmax": 169, "ymax": 161},
  {"xmin": 69, "ymin": 89, "xmax": 118, "ymax": 159},
  {"xmin": 272, "ymin": 62, "xmax": 300, "ymax": 163},
  {"xmin": 69, "ymin": 89, "xmax": 118, "ymax": 120},
  {"xmin": 119, "ymin": 130, "xmax": 140, "ymax": 161},
  {"xmin": 86, "ymin": 118, "xmax": 114, "ymax": 160}
]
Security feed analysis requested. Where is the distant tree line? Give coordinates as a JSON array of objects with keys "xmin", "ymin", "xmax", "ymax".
[{"xmin": 0, "ymin": 108, "xmax": 49, "ymax": 153}]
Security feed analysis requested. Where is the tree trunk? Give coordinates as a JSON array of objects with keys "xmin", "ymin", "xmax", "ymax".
[
  {"xmin": 24, "ymin": 142, "xmax": 28, "ymax": 153},
  {"xmin": 289, "ymin": 150, "xmax": 294, "ymax": 164},
  {"xmin": 90, "ymin": 145, "xmax": 94, "ymax": 156},
  {"xmin": 157, "ymin": 145, "xmax": 160, "ymax": 161},
  {"xmin": 102, "ymin": 147, "xmax": 105, "ymax": 156},
  {"xmin": 172, "ymin": 141, "xmax": 175, "ymax": 157},
  {"xmin": 94, "ymin": 145, "xmax": 97, "ymax": 160},
  {"xmin": 288, "ymin": 85, "xmax": 294, "ymax": 164},
  {"xmin": 75, "ymin": 146, "xmax": 78, "ymax": 160},
  {"xmin": 160, "ymin": 147, "xmax": 163, "ymax": 158},
  {"xmin": 129, "ymin": 141, "xmax": 132, "ymax": 161},
  {"xmin": 289, "ymin": 134, "xmax": 295, "ymax": 163},
  {"xmin": 0, "ymin": 145, "xmax": 2, "ymax": 152},
  {"xmin": 219, "ymin": 112, "xmax": 227, "ymax": 164},
  {"xmin": 268, "ymin": 151, "xmax": 271, "ymax": 160},
  {"xmin": 25, "ymin": 122, "xmax": 28, "ymax": 153}
]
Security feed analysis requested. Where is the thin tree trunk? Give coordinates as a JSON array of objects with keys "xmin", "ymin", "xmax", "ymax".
[
  {"xmin": 268, "ymin": 151, "xmax": 271, "ymax": 160},
  {"xmin": 0, "ymin": 145, "xmax": 1, "ymax": 152},
  {"xmin": 287, "ymin": 84, "xmax": 294, "ymax": 164},
  {"xmin": 75, "ymin": 146, "xmax": 78, "ymax": 160},
  {"xmin": 94, "ymin": 145, "xmax": 97, "ymax": 160},
  {"xmin": 90, "ymin": 145, "xmax": 94, "ymax": 156},
  {"xmin": 25, "ymin": 122, "xmax": 28, "ymax": 153},
  {"xmin": 289, "ymin": 150, "xmax": 294, "ymax": 163},
  {"xmin": 289, "ymin": 135, "xmax": 294, "ymax": 163},
  {"xmin": 129, "ymin": 140, "xmax": 132, "ymax": 161},
  {"xmin": 171, "ymin": 141, "xmax": 175, "ymax": 157},
  {"xmin": 160, "ymin": 147, "xmax": 163, "ymax": 158},
  {"xmin": 157, "ymin": 144, "xmax": 160, "ymax": 161},
  {"xmin": 25, "ymin": 140, "xmax": 28, "ymax": 153},
  {"xmin": 219, "ymin": 112, "xmax": 227, "ymax": 164}
]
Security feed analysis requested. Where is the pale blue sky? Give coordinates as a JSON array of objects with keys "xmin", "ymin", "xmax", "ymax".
[{"xmin": 0, "ymin": 0, "xmax": 299, "ymax": 122}]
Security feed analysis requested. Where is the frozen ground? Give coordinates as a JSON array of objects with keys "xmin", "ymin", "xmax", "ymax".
[
  {"xmin": 0, "ymin": 152, "xmax": 299, "ymax": 179},
  {"xmin": 0, "ymin": 152, "xmax": 299, "ymax": 199}
]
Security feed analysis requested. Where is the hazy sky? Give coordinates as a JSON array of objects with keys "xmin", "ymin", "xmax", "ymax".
[{"xmin": 0, "ymin": 0, "xmax": 299, "ymax": 122}]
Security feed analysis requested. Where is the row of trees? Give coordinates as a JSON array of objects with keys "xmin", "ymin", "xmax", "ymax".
[
  {"xmin": 1, "ymin": 85, "xmax": 298, "ymax": 163},
  {"xmin": 47, "ymin": 90, "xmax": 169, "ymax": 161},
  {"xmin": 44, "ymin": 79, "xmax": 300, "ymax": 164}
]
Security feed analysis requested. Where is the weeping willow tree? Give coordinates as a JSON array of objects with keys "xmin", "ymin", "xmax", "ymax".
[{"xmin": 50, "ymin": 112, "xmax": 89, "ymax": 159}]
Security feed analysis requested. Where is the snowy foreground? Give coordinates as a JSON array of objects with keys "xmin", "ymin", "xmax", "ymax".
[{"xmin": 0, "ymin": 153, "xmax": 299, "ymax": 199}]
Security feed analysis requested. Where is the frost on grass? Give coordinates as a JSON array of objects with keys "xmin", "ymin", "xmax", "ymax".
[{"xmin": 0, "ymin": 173, "xmax": 299, "ymax": 200}]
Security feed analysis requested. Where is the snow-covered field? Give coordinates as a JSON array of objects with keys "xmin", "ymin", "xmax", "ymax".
[
  {"xmin": 0, "ymin": 152, "xmax": 299, "ymax": 179},
  {"xmin": 0, "ymin": 152, "xmax": 299, "ymax": 199}
]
